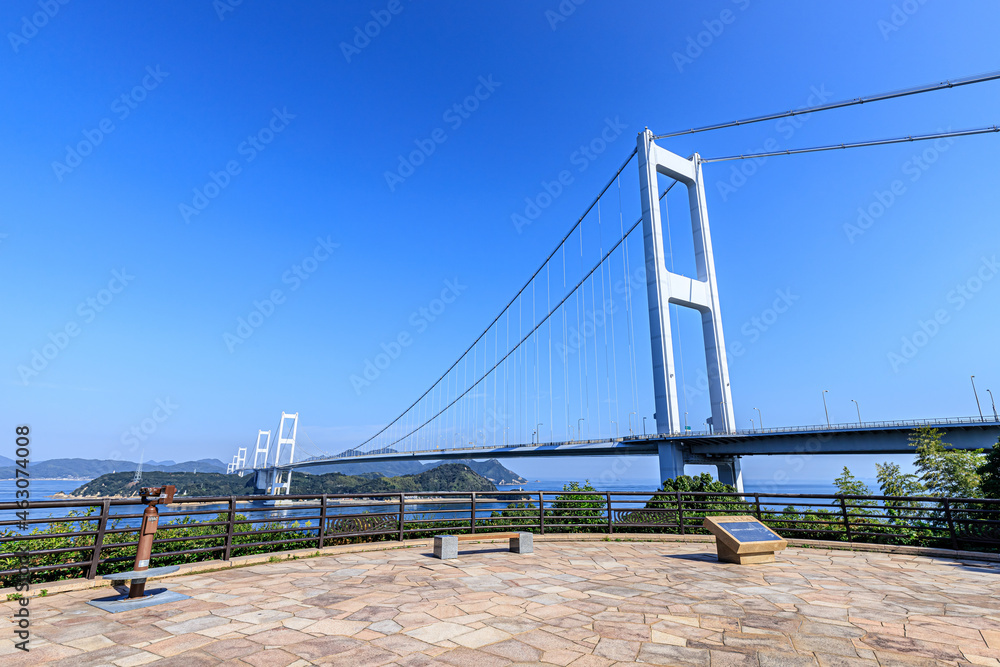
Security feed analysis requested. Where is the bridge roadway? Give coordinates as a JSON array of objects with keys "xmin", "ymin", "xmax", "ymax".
[{"xmin": 274, "ymin": 417, "xmax": 1000, "ymax": 470}]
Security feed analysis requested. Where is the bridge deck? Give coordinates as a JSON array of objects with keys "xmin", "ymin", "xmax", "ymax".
[{"xmin": 257, "ymin": 418, "xmax": 1000, "ymax": 471}]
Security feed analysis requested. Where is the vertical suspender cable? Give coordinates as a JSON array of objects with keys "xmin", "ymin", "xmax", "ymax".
[
  {"xmin": 563, "ymin": 245, "xmax": 570, "ymax": 439},
  {"xmin": 590, "ymin": 266, "xmax": 601, "ymax": 436},
  {"xmin": 533, "ymin": 278, "xmax": 539, "ymax": 441},
  {"xmin": 493, "ymin": 322, "xmax": 498, "ymax": 445},
  {"xmin": 618, "ymin": 176, "xmax": 639, "ymax": 422},
  {"xmin": 580, "ymin": 225, "xmax": 590, "ymax": 436},
  {"xmin": 598, "ymin": 200, "xmax": 613, "ymax": 437},
  {"xmin": 547, "ymin": 262, "xmax": 554, "ymax": 442}
]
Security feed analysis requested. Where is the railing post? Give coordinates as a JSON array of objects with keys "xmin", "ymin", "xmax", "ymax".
[
  {"xmin": 676, "ymin": 491, "xmax": 685, "ymax": 535},
  {"xmin": 223, "ymin": 496, "xmax": 236, "ymax": 560},
  {"xmin": 398, "ymin": 494, "xmax": 405, "ymax": 542},
  {"xmin": 606, "ymin": 492, "xmax": 613, "ymax": 535},
  {"xmin": 754, "ymin": 493, "xmax": 762, "ymax": 520},
  {"xmin": 943, "ymin": 498, "xmax": 959, "ymax": 550},
  {"xmin": 839, "ymin": 496, "xmax": 852, "ymax": 542},
  {"xmin": 318, "ymin": 494, "xmax": 328, "ymax": 549},
  {"xmin": 87, "ymin": 499, "xmax": 111, "ymax": 580},
  {"xmin": 539, "ymin": 492, "xmax": 545, "ymax": 534},
  {"xmin": 471, "ymin": 493, "xmax": 477, "ymax": 534}
]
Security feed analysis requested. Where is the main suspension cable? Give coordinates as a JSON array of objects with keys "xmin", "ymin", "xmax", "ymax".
[
  {"xmin": 702, "ymin": 125, "xmax": 999, "ymax": 162},
  {"xmin": 653, "ymin": 70, "xmax": 1000, "ymax": 140}
]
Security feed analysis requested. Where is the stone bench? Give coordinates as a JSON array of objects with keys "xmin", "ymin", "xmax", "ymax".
[{"xmin": 433, "ymin": 532, "xmax": 533, "ymax": 560}]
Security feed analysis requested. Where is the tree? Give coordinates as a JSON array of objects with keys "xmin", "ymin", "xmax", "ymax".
[
  {"xmin": 876, "ymin": 462, "xmax": 925, "ymax": 498},
  {"xmin": 976, "ymin": 437, "xmax": 1000, "ymax": 500},
  {"xmin": 834, "ymin": 467, "xmax": 872, "ymax": 496},
  {"xmin": 645, "ymin": 474, "xmax": 749, "ymax": 529},
  {"xmin": 875, "ymin": 462, "xmax": 925, "ymax": 522},
  {"xmin": 659, "ymin": 473, "xmax": 735, "ymax": 494},
  {"xmin": 910, "ymin": 427, "xmax": 984, "ymax": 498},
  {"xmin": 550, "ymin": 481, "xmax": 606, "ymax": 530}
]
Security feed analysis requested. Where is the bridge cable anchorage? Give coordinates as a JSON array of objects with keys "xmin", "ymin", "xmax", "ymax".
[
  {"xmin": 359, "ymin": 181, "xmax": 678, "ymax": 455},
  {"xmin": 343, "ymin": 148, "xmax": 638, "ymax": 456},
  {"xmin": 652, "ymin": 70, "xmax": 1000, "ymax": 140},
  {"xmin": 702, "ymin": 125, "xmax": 1000, "ymax": 162}
]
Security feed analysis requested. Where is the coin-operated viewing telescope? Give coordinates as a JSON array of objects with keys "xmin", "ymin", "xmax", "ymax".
[{"xmin": 128, "ymin": 485, "xmax": 176, "ymax": 599}]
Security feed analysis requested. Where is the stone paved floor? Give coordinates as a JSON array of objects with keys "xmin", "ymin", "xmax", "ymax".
[{"xmin": 3, "ymin": 541, "xmax": 1000, "ymax": 666}]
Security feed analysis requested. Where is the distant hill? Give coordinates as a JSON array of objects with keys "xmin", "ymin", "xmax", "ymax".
[
  {"xmin": 291, "ymin": 464, "xmax": 497, "ymax": 494},
  {"xmin": 69, "ymin": 464, "xmax": 497, "ymax": 497},
  {"xmin": 0, "ymin": 458, "xmax": 229, "ymax": 480},
  {"xmin": 302, "ymin": 458, "xmax": 527, "ymax": 484}
]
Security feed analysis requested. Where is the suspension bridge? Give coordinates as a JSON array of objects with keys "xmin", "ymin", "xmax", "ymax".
[{"xmin": 231, "ymin": 72, "xmax": 1000, "ymax": 494}]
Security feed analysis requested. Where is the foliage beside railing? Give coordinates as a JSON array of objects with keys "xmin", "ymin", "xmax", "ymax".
[
  {"xmin": 3, "ymin": 488, "xmax": 999, "ymax": 588},
  {"xmin": 0, "ymin": 511, "xmax": 315, "ymax": 587}
]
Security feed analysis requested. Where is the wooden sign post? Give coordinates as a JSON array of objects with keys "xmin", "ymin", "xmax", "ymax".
[{"xmin": 702, "ymin": 515, "xmax": 787, "ymax": 564}]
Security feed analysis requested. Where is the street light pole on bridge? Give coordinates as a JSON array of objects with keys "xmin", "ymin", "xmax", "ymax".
[{"xmin": 972, "ymin": 376, "xmax": 985, "ymax": 421}]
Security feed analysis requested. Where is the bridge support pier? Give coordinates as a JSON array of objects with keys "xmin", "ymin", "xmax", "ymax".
[
  {"xmin": 253, "ymin": 469, "xmax": 273, "ymax": 493},
  {"xmin": 658, "ymin": 443, "xmax": 745, "ymax": 493},
  {"xmin": 714, "ymin": 456, "xmax": 744, "ymax": 492},
  {"xmin": 656, "ymin": 442, "xmax": 685, "ymax": 486}
]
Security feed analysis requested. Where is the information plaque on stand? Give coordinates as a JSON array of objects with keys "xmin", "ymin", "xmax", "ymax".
[{"xmin": 702, "ymin": 515, "xmax": 788, "ymax": 564}]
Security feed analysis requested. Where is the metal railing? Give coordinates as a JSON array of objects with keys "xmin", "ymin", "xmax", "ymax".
[{"xmin": 2, "ymin": 490, "xmax": 998, "ymax": 585}]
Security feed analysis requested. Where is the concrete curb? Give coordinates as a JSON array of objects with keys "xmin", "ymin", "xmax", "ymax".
[{"xmin": 4, "ymin": 533, "xmax": 996, "ymax": 599}]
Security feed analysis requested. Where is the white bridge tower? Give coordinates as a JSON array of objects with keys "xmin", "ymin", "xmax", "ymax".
[{"xmin": 637, "ymin": 130, "xmax": 741, "ymax": 490}]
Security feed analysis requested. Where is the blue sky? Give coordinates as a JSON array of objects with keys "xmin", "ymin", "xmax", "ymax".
[{"xmin": 2, "ymin": 1, "xmax": 998, "ymax": 488}]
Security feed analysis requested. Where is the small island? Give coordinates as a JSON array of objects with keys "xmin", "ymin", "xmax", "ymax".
[{"xmin": 70, "ymin": 463, "xmax": 498, "ymax": 498}]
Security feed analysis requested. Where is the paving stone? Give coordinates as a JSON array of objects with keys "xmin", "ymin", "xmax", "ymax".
[
  {"xmin": 451, "ymin": 625, "xmax": 512, "ymax": 648},
  {"xmin": 404, "ymin": 620, "xmax": 474, "ymax": 644},
  {"xmin": 637, "ymin": 642, "xmax": 711, "ymax": 665},
  {"xmin": 482, "ymin": 638, "xmax": 544, "ymax": 662},
  {"xmin": 9, "ymin": 542, "xmax": 998, "ymax": 667},
  {"xmin": 203, "ymin": 638, "xmax": 260, "ymax": 660},
  {"xmin": 592, "ymin": 637, "xmax": 640, "ymax": 661}
]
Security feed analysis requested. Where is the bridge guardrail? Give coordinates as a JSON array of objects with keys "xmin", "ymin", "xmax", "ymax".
[{"xmin": 2, "ymin": 489, "xmax": 998, "ymax": 586}]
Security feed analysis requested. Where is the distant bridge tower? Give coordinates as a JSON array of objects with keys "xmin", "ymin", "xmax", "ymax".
[
  {"xmin": 133, "ymin": 451, "xmax": 143, "ymax": 484},
  {"xmin": 253, "ymin": 429, "xmax": 272, "ymax": 469},
  {"xmin": 637, "ymin": 130, "xmax": 741, "ymax": 490},
  {"xmin": 249, "ymin": 412, "xmax": 298, "ymax": 495},
  {"xmin": 270, "ymin": 412, "xmax": 298, "ymax": 495}
]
